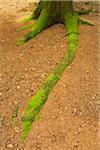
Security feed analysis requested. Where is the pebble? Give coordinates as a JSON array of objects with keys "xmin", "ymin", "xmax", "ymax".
[
  {"xmin": 19, "ymin": 53, "xmax": 23, "ymax": 57},
  {"xmin": 65, "ymin": 107, "xmax": 68, "ymax": 110},
  {"xmin": 0, "ymin": 92, "xmax": 2, "ymax": 96},
  {"xmin": 0, "ymin": 73, "xmax": 2, "ymax": 77},
  {"xmin": 92, "ymin": 96, "xmax": 96, "ymax": 100},
  {"xmin": 60, "ymin": 107, "xmax": 63, "ymax": 110},
  {"xmin": 59, "ymin": 110, "xmax": 62, "ymax": 114},
  {"xmin": 2, "ymin": 39, "xmax": 5, "ymax": 42},
  {"xmin": 73, "ymin": 108, "xmax": 77, "ymax": 113},
  {"xmin": 24, "ymin": 68, "xmax": 27, "ymax": 72},
  {"xmin": 13, "ymin": 101, "xmax": 18, "ymax": 105},
  {"xmin": 0, "ymin": 6, "xmax": 3, "ymax": 9},
  {"xmin": 61, "ymin": 45, "xmax": 64, "ymax": 48},
  {"xmin": 54, "ymin": 46, "xmax": 56, "ymax": 49},
  {"xmin": 7, "ymin": 144, "xmax": 13, "ymax": 148},
  {"xmin": 96, "ymin": 100, "xmax": 100, "ymax": 105},
  {"xmin": 37, "ymin": 135, "xmax": 41, "ymax": 138},
  {"xmin": 17, "ymin": 85, "xmax": 20, "ymax": 89},
  {"xmin": 86, "ymin": 70, "xmax": 89, "ymax": 73},
  {"xmin": 68, "ymin": 66, "xmax": 71, "ymax": 69},
  {"xmin": 42, "ymin": 73, "xmax": 46, "ymax": 77},
  {"xmin": 63, "ymin": 84, "xmax": 66, "ymax": 88},
  {"xmin": 14, "ymin": 127, "xmax": 19, "ymax": 133}
]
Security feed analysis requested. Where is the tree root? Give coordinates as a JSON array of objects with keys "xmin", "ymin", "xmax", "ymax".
[
  {"xmin": 79, "ymin": 18, "xmax": 94, "ymax": 26},
  {"xmin": 17, "ymin": 24, "xmax": 34, "ymax": 32},
  {"xmin": 18, "ymin": 3, "xmax": 41, "ymax": 23},
  {"xmin": 17, "ymin": 2, "xmax": 94, "ymax": 143},
  {"xmin": 18, "ymin": 13, "xmax": 35, "ymax": 23},
  {"xmin": 20, "ymin": 12, "xmax": 79, "ymax": 142},
  {"xmin": 17, "ymin": 8, "xmax": 52, "ymax": 46},
  {"xmin": 76, "ymin": 9, "xmax": 92, "ymax": 15}
]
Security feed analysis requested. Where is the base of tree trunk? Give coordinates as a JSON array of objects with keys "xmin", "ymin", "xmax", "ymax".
[{"xmin": 17, "ymin": 1, "xmax": 93, "ymax": 142}]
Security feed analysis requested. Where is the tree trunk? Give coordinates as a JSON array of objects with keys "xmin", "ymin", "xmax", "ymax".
[
  {"xmin": 37, "ymin": 1, "xmax": 73, "ymax": 23},
  {"xmin": 17, "ymin": 1, "xmax": 74, "ymax": 44}
]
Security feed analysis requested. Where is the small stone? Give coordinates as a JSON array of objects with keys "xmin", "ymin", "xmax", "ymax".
[
  {"xmin": 13, "ymin": 101, "xmax": 18, "ymax": 105},
  {"xmin": 92, "ymin": 96, "xmax": 96, "ymax": 100},
  {"xmin": 60, "ymin": 107, "xmax": 63, "ymax": 111},
  {"xmin": 61, "ymin": 45, "xmax": 64, "ymax": 48},
  {"xmin": 86, "ymin": 70, "xmax": 89, "ymax": 73},
  {"xmin": 24, "ymin": 68, "xmax": 27, "ymax": 72},
  {"xmin": 19, "ymin": 53, "xmax": 23, "ymax": 57},
  {"xmin": 14, "ymin": 127, "xmax": 19, "ymax": 133},
  {"xmin": 68, "ymin": 66, "xmax": 71, "ymax": 69},
  {"xmin": 74, "ymin": 108, "xmax": 77, "ymax": 112},
  {"xmin": 0, "ymin": 92, "xmax": 2, "ymax": 96},
  {"xmin": 0, "ymin": 6, "xmax": 3, "ymax": 9},
  {"xmin": 2, "ymin": 39, "xmax": 5, "ymax": 42},
  {"xmin": 63, "ymin": 84, "xmax": 66, "ymax": 88},
  {"xmin": 96, "ymin": 100, "xmax": 100, "ymax": 105},
  {"xmin": 37, "ymin": 135, "xmax": 41, "ymax": 138},
  {"xmin": 0, "ymin": 73, "xmax": 2, "ymax": 77},
  {"xmin": 59, "ymin": 110, "xmax": 62, "ymax": 114},
  {"xmin": 42, "ymin": 73, "xmax": 46, "ymax": 77},
  {"xmin": 17, "ymin": 86, "xmax": 20, "ymax": 89},
  {"xmin": 7, "ymin": 144, "xmax": 13, "ymax": 148},
  {"xmin": 65, "ymin": 107, "xmax": 68, "ymax": 110},
  {"xmin": 54, "ymin": 46, "xmax": 56, "ymax": 49}
]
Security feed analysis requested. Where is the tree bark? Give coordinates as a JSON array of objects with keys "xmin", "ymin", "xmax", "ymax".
[{"xmin": 37, "ymin": 1, "xmax": 73, "ymax": 23}]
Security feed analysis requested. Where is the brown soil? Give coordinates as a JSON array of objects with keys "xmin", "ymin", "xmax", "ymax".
[{"xmin": 0, "ymin": 1, "xmax": 100, "ymax": 150}]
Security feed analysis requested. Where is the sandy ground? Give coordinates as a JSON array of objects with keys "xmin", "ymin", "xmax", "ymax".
[{"xmin": 0, "ymin": 0, "xmax": 100, "ymax": 150}]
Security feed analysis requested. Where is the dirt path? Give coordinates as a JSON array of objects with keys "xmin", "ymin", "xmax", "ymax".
[{"xmin": 0, "ymin": 1, "xmax": 99, "ymax": 150}]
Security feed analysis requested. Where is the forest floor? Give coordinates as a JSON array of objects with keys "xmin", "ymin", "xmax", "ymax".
[{"xmin": 0, "ymin": 0, "xmax": 100, "ymax": 150}]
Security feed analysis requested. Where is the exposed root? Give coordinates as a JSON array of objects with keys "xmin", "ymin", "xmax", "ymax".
[
  {"xmin": 79, "ymin": 18, "xmax": 94, "ymax": 26},
  {"xmin": 17, "ymin": 1, "xmax": 94, "ymax": 143},
  {"xmin": 21, "ymin": 74, "xmax": 58, "ymax": 142},
  {"xmin": 18, "ymin": 13, "xmax": 35, "ymax": 23},
  {"xmin": 17, "ymin": 8, "xmax": 52, "ymax": 46},
  {"xmin": 17, "ymin": 23, "xmax": 35, "ymax": 32},
  {"xmin": 53, "ymin": 13, "xmax": 79, "ymax": 78},
  {"xmin": 18, "ymin": 4, "xmax": 41, "ymax": 23},
  {"xmin": 76, "ymin": 9, "xmax": 92, "ymax": 15},
  {"xmin": 21, "ymin": 12, "xmax": 79, "ymax": 142}
]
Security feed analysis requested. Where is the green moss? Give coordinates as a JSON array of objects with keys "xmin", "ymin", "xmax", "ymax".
[
  {"xmin": 20, "ymin": 12, "xmax": 79, "ymax": 142},
  {"xmin": 21, "ymin": 121, "xmax": 32, "ymax": 142},
  {"xmin": 18, "ymin": 1, "xmax": 94, "ymax": 142},
  {"xmin": 21, "ymin": 74, "xmax": 59, "ymax": 142},
  {"xmin": 17, "ymin": 24, "xmax": 33, "ymax": 32},
  {"xmin": 19, "ymin": 14, "xmax": 34, "ymax": 23},
  {"xmin": 17, "ymin": 8, "xmax": 52, "ymax": 46}
]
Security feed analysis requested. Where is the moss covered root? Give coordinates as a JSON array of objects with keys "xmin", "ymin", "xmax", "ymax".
[
  {"xmin": 17, "ymin": 8, "xmax": 52, "ymax": 46},
  {"xmin": 21, "ymin": 12, "xmax": 79, "ymax": 142},
  {"xmin": 17, "ymin": 1, "xmax": 95, "ymax": 143},
  {"xmin": 21, "ymin": 73, "xmax": 58, "ymax": 142}
]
